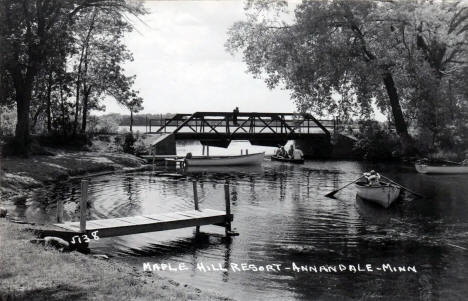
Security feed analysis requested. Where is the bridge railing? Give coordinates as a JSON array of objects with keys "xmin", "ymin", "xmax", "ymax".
[
  {"xmin": 147, "ymin": 112, "xmax": 336, "ymax": 137},
  {"xmin": 148, "ymin": 119, "xmax": 336, "ymax": 134}
]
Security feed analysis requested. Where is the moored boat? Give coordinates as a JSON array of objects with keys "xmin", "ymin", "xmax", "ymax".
[
  {"xmin": 185, "ymin": 152, "xmax": 264, "ymax": 166},
  {"xmin": 415, "ymin": 163, "xmax": 468, "ymax": 174},
  {"xmin": 355, "ymin": 182, "xmax": 401, "ymax": 208},
  {"xmin": 271, "ymin": 155, "xmax": 304, "ymax": 164}
]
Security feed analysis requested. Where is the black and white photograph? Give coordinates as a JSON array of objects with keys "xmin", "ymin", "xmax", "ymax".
[{"xmin": 1, "ymin": 0, "xmax": 468, "ymax": 300}]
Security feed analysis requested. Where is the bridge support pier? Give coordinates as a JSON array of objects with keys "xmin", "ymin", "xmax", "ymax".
[
  {"xmin": 151, "ymin": 133, "xmax": 176, "ymax": 155},
  {"xmin": 295, "ymin": 136, "xmax": 333, "ymax": 159}
]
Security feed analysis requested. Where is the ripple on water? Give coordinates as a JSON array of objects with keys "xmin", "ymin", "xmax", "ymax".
[{"xmin": 12, "ymin": 158, "xmax": 468, "ymax": 300}]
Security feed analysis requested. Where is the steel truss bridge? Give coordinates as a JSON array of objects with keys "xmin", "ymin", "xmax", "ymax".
[{"xmin": 146, "ymin": 112, "xmax": 336, "ymax": 147}]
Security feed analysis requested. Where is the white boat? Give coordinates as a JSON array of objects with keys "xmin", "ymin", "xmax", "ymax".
[
  {"xmin": 185, "ymin": 152, "xmax": 264, "ymax": 166},
  {"xmin": 415, "ymin": 163, "xmax": 468, "ymax": 174},
  {"xmin": 355, "ymin": 182, "xmax": 401, "ymax": 208}
]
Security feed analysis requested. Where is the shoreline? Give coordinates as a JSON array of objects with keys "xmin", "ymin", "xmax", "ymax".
[
  {"xmin": 0, "ymin": 149, "xmax": 232, "ymax": 301},
  {"xmin": 0, "ymin": 219, "xmax": 232, "ymax": 301}
]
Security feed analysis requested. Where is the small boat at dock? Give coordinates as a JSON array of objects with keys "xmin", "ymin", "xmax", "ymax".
[
  {"xmin": 355, "ymin": 182, "xmax": 401, "ymax": 208},
  {"xmin": 271, "ymin": 155, "xmax": 304, "ymax": 164},
  {"xmin": 185, "ymin": 152, "xmax": 264, "ymax": 166},
  {"xmin": 415, "ymin": 163, "xmax": 468, "ymax": 174}
]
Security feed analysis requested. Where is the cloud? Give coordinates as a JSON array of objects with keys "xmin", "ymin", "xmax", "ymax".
[{"xmin": 100, "ymin": 0, "xmax": 296, "ymax": 115}]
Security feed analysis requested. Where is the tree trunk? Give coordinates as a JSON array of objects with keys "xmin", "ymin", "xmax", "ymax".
[
  {"xmin": 73, "ymin": 80, "xmax": 81, "ymax": 135},
  {"xmin": 31, "ymin": 106, "xmax": 43, "ymax": 130},
  {"xmin": 382, "ymin": 71, "xmax": 416, "ymax": 154},
  {"xmin": 130, "ymin": 110, "xmax": 133, "ymax": 133},
  {"xmin": 60, "ymin": 83, "xmax": 67, "ymax": 136},
  {"xmin": 14, "ymin": 80, "xmax": 33, "ymax": 156},
  {"xmin": 10, "ymin": 66, "xmax": 34, "ymax": 156},
  {"xmin": 81, "ymin": 86, "xmax": 91, "ymax": 133},
  {"xmin": 46, "ymin": 71, "xmax": 53, "ymax": 132}
]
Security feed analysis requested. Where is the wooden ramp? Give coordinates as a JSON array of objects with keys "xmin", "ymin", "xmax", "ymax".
[{"xmin": 54, "ymin": 209, "xmax": 232, "ymax": 238}]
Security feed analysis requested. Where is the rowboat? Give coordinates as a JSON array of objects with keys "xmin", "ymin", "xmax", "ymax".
[
  {"xmin": 415, "ymin": 163, "xmax": 468, "ymax": 174},
  {"xmin": 355, "ymin": 182, "xmax": 401, "ymax": 208},
  {"xmin": 185, "ymin": 152, "xmax": 264, "ymax": 166},
  {"xmin": 271, "ymin": 155, "xmax": 304, "ymax": 164}
]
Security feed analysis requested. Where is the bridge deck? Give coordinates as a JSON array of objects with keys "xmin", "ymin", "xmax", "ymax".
[{"xmin": 53, "ymin": 209, "xmax": 232, "ymax": 238}]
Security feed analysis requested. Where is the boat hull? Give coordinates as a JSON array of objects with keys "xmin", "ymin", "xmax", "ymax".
[
  {"xmin": 271, "ymin": 155, "xmax": 304, "ymax": 164},
  {"xmin": 185, "ymin": 152, "xmax": 264, "ymax": 166},
  {"xmin": 415, "ymin": 164, "xmax": 468, "ymax": 174},
  {"xmin": 355, "ymin": 183, "xmax": 401, "ymax": 208}
]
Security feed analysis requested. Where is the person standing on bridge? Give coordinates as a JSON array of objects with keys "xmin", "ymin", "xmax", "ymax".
[{"xmin": 233, "ymin": 107, "xmax": 239, "ymax": 126}]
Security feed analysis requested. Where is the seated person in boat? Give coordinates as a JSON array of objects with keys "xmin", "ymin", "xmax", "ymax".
[
  {"xmin": 293, "ymin": 148, "xmax": 304, "ymax": 160},
  {"xmin": 275, "ymin": 146, "xmax": 282, "ymax": 157},
  {"xmin": 363, "ymin": 170, "xmax": 381, "ymax": 186},
  {"xmin": 462, "ymin": 152, "xmax": 468, "ymax": 165},
  {"xmin": 278, "ymin": 146, "xmax": 288, "ymax": 158}
]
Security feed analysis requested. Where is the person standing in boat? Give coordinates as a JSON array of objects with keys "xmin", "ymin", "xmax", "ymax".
[
  {"xmin": 363, "ymin": 170, "xmax": 381, "ymax": 186},
  {"xmin": 288, "ymin": 145, "xmax": 295, "ymax": 158}
]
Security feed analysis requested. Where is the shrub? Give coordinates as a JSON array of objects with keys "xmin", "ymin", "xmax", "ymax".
[
  {"xmin": 0, "ymin": 107, "xmax": 16, "ymax": 137},
  {"xmin": 133, "ymin": 138, "xmax": 147, "ymax": 155},
  {"xmin": 90, "ymin": 115, "xmax": 121, "ymax": 134},
  {"xmin": 353, "ymin": 121, "xmax": 400, "ymax": 161},
  {"xmin": 122, "ymin": 133, "xmax": 136, "ymax": 154}
]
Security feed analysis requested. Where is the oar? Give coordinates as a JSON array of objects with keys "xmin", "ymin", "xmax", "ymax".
[
  {"xmin": 380, "ymin": 175, "xmax": 425, "ymax": 198},
  {"xmin": 439, "ymin": 159, "xmax": 461, "ymax": 165},
  {"xmin": 325, "ymin": 176, "xmax": 364, "ymax": 198}
]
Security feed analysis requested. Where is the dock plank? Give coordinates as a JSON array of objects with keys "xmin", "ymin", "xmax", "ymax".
[{"xmin": 53, "ymin": 209, "xmax": 232, "ymax": 238}]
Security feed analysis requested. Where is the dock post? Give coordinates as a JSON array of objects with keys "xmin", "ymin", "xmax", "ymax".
[
  {"xmin": 193, "ymin": 181, "xmax": 199, "ymax": 210},
  {"xmin": 56, "ymin": 199, "xmax": 64, "ymax": 223},
  {"xmin": 224, "ymin": 182, "xmax": 232, "ymax": 236},
  {"xmin": 80, "ymin": 180, "xmax": 88, "ymax": 233},
  {"xmin": 193, "ymin": 181, "xmax": 200, "ymax": 235},
  {"xmin": 246, "ymin": 149, "xmax": 248, "ymax": 155}
]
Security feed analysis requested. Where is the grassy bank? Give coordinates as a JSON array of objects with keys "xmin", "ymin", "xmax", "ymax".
[
  {"xmin": 0, "ymin": 148, "xmax": 232, "ymax": 301},
  {"xmin": 0, "ymin": 219, "xmax": 230, "ymax": 301},
  {"xmin": 0, "ymin": 150, "xmax": 148, "ymax": 204}
]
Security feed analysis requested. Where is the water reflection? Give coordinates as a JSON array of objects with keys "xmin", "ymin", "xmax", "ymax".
[{"xmin": 8, "ymin": 157, "xmax": 468, "ymax": 300}]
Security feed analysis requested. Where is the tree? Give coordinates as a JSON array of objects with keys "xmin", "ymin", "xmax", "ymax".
[
  {"xmin": 70, "ymin": 9, "xmax": 135, "ymax": 134},
  {"xmin": 226, "ymin": 0, "xmax": 468, "ymax": 154},
  {"xmin": 124, "ymin": 91, "xmax": 144, "ymax": 133},
  {"xmin": 0, "ymin": 0, "xmax": 144, "ymax": 155}
]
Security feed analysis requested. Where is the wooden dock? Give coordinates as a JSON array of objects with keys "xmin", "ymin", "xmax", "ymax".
[
  {"xmin": 53, "ymin": 209, "xmax": 232, "ymax": 238},
  {"xmin": 41, "ymin": 180, "xmax": 236, "ymax": 246}
]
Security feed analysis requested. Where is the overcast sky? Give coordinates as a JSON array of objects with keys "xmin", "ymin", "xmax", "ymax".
[{"xmin": 100, "ymin": 0, "xmax": 297, "ymax": 115}]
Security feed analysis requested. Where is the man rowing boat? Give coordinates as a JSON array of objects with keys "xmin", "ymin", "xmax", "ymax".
[
  {"xmin": 274, "ymin": 145, "xmax": 303, "ymax": 160},
  {"xmin": 363, "ymin": 170, "xmax": 381, "ymax": 186}
]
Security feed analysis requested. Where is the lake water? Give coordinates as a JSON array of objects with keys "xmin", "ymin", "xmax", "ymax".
[{"xmin": 16, "ymin": 141, "xmax": 468, "ymax": 300}]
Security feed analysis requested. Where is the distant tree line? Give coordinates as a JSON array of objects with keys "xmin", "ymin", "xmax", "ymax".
[
  {"xmin": 0, "ymin": 0, "xmax": 145, "ymax": 155},
  {"xmin": 227, "ymin": 0, "xmax": 468, "ymax": 156},
  {"xmin": 118, "ymin": 113, "xmax": 175, "ymax": 127},
  {"xmin": 84, "ymin": 113, "xmax": 175, "ymax": 134}
]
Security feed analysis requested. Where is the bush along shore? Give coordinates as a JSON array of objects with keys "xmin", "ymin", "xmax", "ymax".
[{"xmin": 0, "ymin": 147, "xmax": 231, "ymax": 301}]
